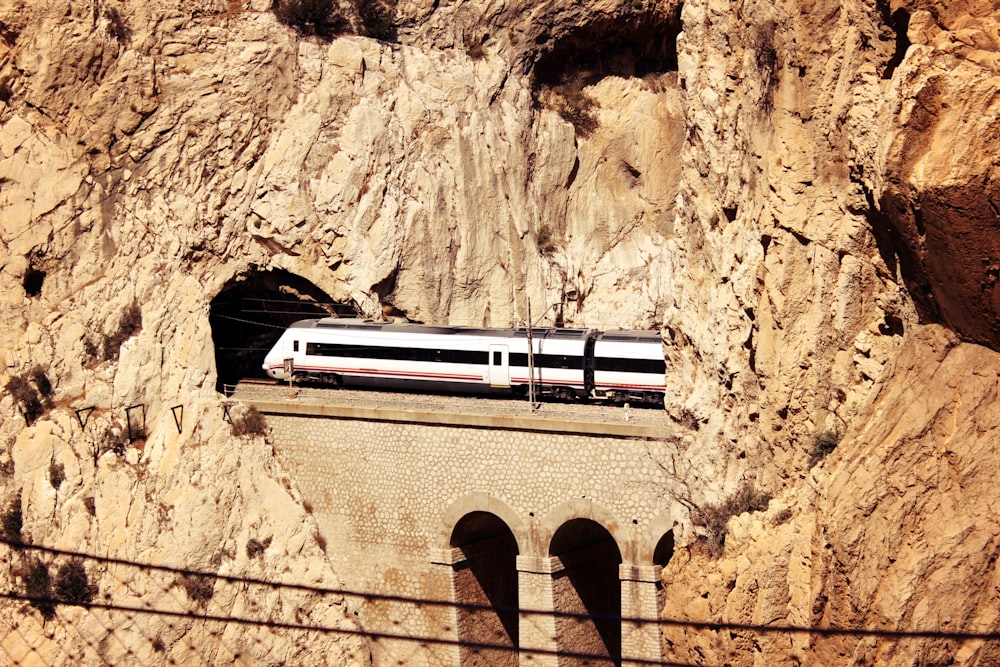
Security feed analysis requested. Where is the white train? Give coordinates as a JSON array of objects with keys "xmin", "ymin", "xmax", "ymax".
[{"xmin": 262, "ymin": 318, "xmax": 666, "ymax": 404}]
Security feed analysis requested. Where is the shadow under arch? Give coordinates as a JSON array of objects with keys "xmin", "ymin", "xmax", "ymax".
[
  {"xmin": 641, "ymin": 512, "xmax": 682, "ymax": 566},
  {"xmin": 448, "ymin": 504, "xmax": 521, "ymax": 666},
  {"xmin": 549, "ymin": 517, "xmax": 623, "ymax": 666}
]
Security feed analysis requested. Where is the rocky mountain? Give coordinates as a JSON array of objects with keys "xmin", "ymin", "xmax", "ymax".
[{"xmin": 0, "ymin": 0, "xmax": 998, "ymax": 663}]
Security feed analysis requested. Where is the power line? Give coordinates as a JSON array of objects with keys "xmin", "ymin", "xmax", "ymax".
[{"xmin": 4, "ymin": 538, "xmax": 1000, "ymax": 643}]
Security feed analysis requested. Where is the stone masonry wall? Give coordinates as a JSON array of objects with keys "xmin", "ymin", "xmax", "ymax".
[{"xmin": 263, "ymin": 408, "xmax": 685, "ymax": 666}]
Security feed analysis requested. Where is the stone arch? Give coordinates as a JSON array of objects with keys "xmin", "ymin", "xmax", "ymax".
[
  {"xmin": 449, "ymin": 512, "xmax": 520, "ymax": 666},
  {"xmin": 549, "ymin": 518, "xmax": 623, "ymax": 666},
  {"xmin": 440, "ymin": 493, "xmax": 527, "ymax": 555},
  {"xmin": 641, "ymin": 512, "xmax": 682, "ymax": 565},
  {"xmin": 537, "ymin": 499, "xmax": 631, "ymax": 562}
]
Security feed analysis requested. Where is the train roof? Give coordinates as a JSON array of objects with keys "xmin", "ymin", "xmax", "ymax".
[
  {"xmin": 289, "ymin": 318, "xmax": 595, "ymax": 339},
  {"xmin": 595, "ymin": 330, "xmax": 663, "ymax": 343}
]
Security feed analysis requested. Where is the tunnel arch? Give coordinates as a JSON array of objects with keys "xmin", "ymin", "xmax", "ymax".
[
  {"xmin": 450, "ymin": 511, "xmax": 520, "ymax": 666},
  {"xmin": 549, "ymin": 518, "xmax": 623, "ymax": 666},
  {"xmin": 208, "ymin": 268, "xmax": 354, "ymax": 392}
]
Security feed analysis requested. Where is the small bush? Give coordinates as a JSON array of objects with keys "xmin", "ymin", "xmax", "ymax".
[
  {"xmin": 1, "ymin": 496, "xmax": 23, "ymax": 545},
  {"xmin": 102, "ymin": 301, "xmax": 142, "ymax": 362},
  {"xmin": 231, "ymin": 406, "xmax": 268, "ymax": 437},
  {"xmin": 29, "ymin": 366, "xmax": 53, "ymax": 403},
  {"xmin": 22, "ymin": 557, "xmax": 55, "ymax": 620},
  {"xmin": 48, "ymin": 461, "xmax": 65, "ymax": 490},
  {"xmin": 550, "ymin": 80, "xmax": 599, "ymax": 138},
  {"xmin": 178, "ymin": 573, "xmax": 215, "ymax": 605},
  {"xmin": 535, "ymin": 224, "xmax": 557, "ymax": 255},
  {"xmin": 692, "ymin": 482, "xmax": 771, "ymax": 558},
  {"xmin": 246, "ymin": 537, "xmax": 271, "ymax": 559},
  {"xmin": 54, "ymin": 559, "xmax": 95, "ymax": 605},
  {"xmin": 83, "ymin": 337, "xmax": 100, "ymax": 364},
  {"xmin": 93, "ymin": 426, "xmax": 128, "ymax": 464},
  {"xmin": 105, "ymin": 7, "xmax": 131, "ymax": 44},
  {"xmin": 6, "ymin": 374, "xmax": 43, "ymax": 425},
  {"xmin": 810, "ymin": 429, "xmax": 841, "ymax": 464},
  {"xmin": 272, "ymin": 0, "xmax": 349, "ymax": 38},
  {"xmin": 358, "ymin": 0, "xmax": 397, "ymax": 41}
]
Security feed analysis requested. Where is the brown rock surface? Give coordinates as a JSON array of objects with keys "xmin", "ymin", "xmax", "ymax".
[{"xmin": 662, "ymin": 326, "xmax": 1000, "ymax": 666}]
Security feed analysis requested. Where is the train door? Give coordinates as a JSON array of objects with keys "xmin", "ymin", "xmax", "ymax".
[{"xmin": 488, "ymin": 345, "xmax": 510, "ymax": 387}]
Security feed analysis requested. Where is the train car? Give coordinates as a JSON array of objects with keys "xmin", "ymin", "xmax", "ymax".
[
  {"xmin": 591, "ymin": 330, "xmax": 666, "ymax": 404},
  {"xmin": 262, "ymin": 319, "xmax": 592, "ymax": 399}
]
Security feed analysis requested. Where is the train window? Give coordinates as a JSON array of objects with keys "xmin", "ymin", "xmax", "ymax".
[
  {"xmin": 293, "ymin": 340, "xmax": 299, "ymax": 352},
  {"xmin": 595, "ymin": 357, "xmax": 666, "ymax": 374},
  {"xmin": 493, "ymin": 351, "xmax": 501, "ymax": 365}
]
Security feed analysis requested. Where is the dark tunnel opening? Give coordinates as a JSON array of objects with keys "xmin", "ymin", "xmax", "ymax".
[{"xmin": 209, "ymin": 269, "xmax": 355, "ymax": 393}]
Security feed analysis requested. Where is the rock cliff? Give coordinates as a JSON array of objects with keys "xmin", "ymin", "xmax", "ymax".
[{"xmin": 0, "ymin": 0, "xmax": 998, "ymax": 663}]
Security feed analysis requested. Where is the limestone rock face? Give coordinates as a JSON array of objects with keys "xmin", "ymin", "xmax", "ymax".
[
  {"xmin": 661, "ymin": 326, "xmax": 1000, "ymax": 666},
  {"xmin": 0, "ymin": 0, "xmax": 997, "ymax": 663}
]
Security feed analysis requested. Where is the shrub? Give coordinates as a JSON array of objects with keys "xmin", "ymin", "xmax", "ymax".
[
  {"xmin": 29, "ymin": 366, "xmax": 53, "ymax": 404},
  {"xmin": 535, "ymin": 224, "xmax": 557, "ymax": 255},
  {"xmin": 551, "ymin": 80, "xmax": 599, "ymax": 138},
  {"xmin": 246, "ymin": 537, "xmax": 271, "ymax": 559},
  {"xmin": 810, "ymin": 428, "xmax": 841, "ymax": 464},
  {"xmin": 1, "ymin": 496, "xmax": 23, "ymax": 545},
  {"xmin": 359, "ymin": 0, "xmax": 397, "ymax": 41},
  {"xmin": 83, "ymin": 337, "xmax": 100, "ymax": 364},
  {"xmin": 231, "ymin": 406, "xmax": 268, "ymax": 437},
  {"xmin": 102, "ymin": 301, "xmax": 142, "ymax": 362},
  {"xmin": 178, "ymin": 572, "xmax": 215, "ymax": 605},
  {"xmin": 105, "ymin": 7, "xmax": 131, "ymax": 44},
  {"xmin": 93, "ymin": 426, "xmax": 128, "ymax": 464},
  {"xmin": 22, "ymin": 557, "xmax": 55, "ymax": 620},
  {"xmin": 6, "ymin": 374, "xmax": 43, "ymax": 425},
  {"xmin": 54, "ymin": 559, "xmax": 95, "ymax": 605},
  {"xmin": 272, "ymin": 0, "xmax": 349, "ymax": 38},
  {"xmin": 692, "ymin": 482, "xmax": 771, "ymax": 558},
  {"xmin": 48, "ymin": 461, "xmax": 65, "ymax": 490}
]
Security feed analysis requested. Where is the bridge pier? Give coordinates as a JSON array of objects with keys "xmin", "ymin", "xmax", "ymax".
[
  {"xmin": 516, "ymin": 556, "xmax": 561, "ymax": 666},
  {"xmin": 620, "ymin": 565, "xmax": 664, "ymax": 667}
]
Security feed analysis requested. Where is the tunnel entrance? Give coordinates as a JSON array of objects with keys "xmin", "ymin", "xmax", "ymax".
[
  {"xmin": 450, "ymin": 512, "xmax": 520, "ymax": 666},
  {"xmin": 550, "ymin": 519, "xmax": 622, "ymax": 666},
  {"xmin": 209, "ymin": 269, "xmax": 353, "ymax": 393}
]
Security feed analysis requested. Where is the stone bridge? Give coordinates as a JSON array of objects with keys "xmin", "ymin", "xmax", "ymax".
[{"xmin": 243, "ymin": 391, "xmax": 685, "ymax": 666}]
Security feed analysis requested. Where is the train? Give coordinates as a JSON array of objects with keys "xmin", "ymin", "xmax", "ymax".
[{"xmin": 262, "ymin": 318, "xmax": 666, "ymax": 404}]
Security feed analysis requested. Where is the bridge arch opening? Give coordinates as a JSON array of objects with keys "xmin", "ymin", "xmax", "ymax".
[
  {"xmin": 450, "ymin": 511, "xmax": 519, "ymax": 666},
  {"xmin": 653, "ymin": 529, "xmax": 674, "ymax": 568},
  {"xmin": 208, "ymin": 268, "xmax": 353, "ymax": 393},
  {"xmin": 550, "ymin": 519, "xmax": 623, "ymax": 666}
]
